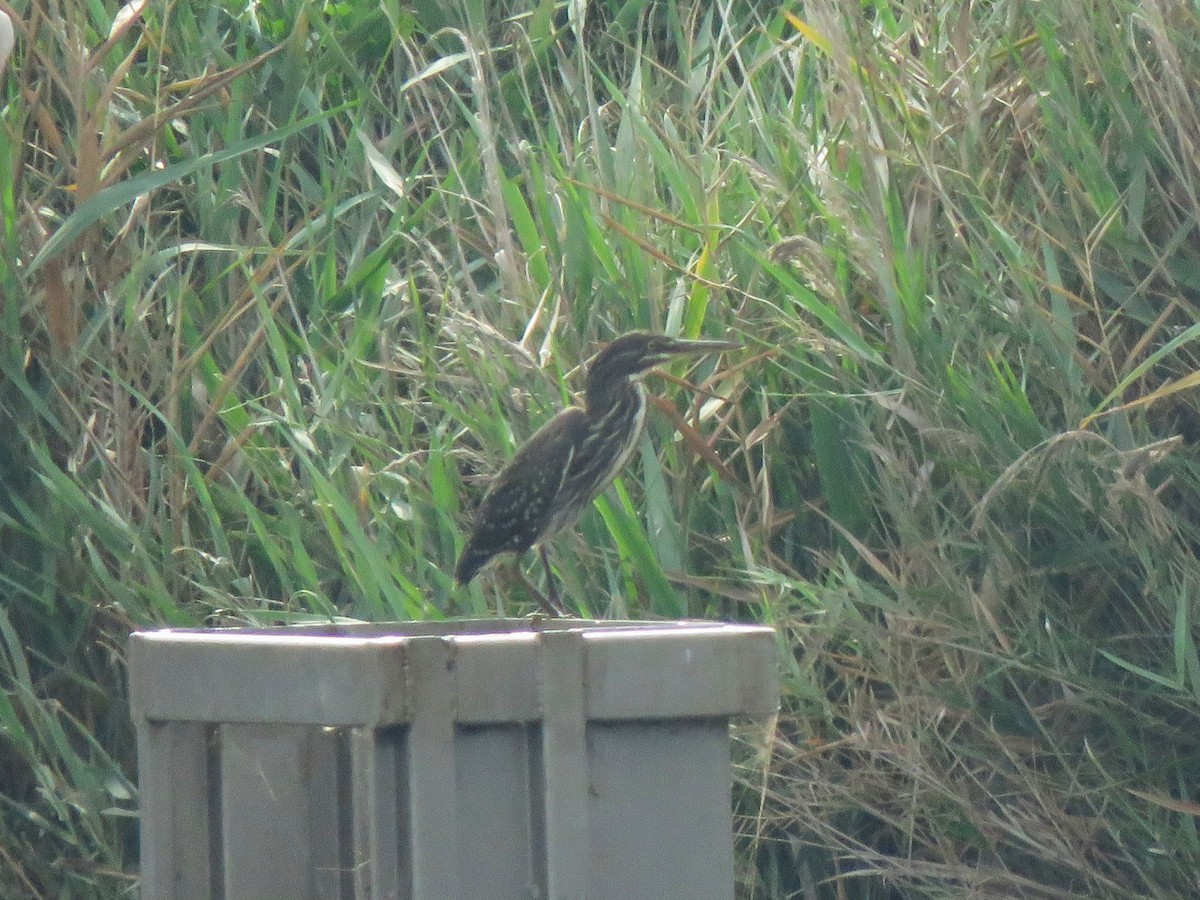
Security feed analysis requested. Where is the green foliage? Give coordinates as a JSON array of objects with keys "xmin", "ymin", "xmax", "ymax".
[{"xmin": 1, "ymin": 0, "xmax": 1199, "ymax": 896}]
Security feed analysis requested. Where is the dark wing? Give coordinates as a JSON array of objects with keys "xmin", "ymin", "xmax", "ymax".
[{"xmin": 454, "ymin": 407, "xmax": 588, "ymax": 584}]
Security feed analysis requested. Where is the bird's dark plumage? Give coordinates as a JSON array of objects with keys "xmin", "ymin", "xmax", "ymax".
[
  {"xmin": 454, "ymin": 331, "xmax": 738, "ymax": 608},
  {"xmin": 453, "ymin": 407, "xmax": 591, "ymax": 586}
]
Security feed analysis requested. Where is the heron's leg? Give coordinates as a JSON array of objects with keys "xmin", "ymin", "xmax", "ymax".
[{"xmin": 537, "ymin": 545, "xmax": 569, "ymax": 617}]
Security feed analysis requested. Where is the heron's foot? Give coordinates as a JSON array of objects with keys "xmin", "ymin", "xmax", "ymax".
[
  {"xmin": 534, "ymin": 545, "xmax": 572, "ymax": 617},
  {"xmin": 527, "ymin": 582, "xmax": 570, "ymax": 618}
]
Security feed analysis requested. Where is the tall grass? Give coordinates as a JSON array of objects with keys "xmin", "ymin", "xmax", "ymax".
[{"xmin": 1, "ymin": 0, "xmax": 1198, "ymax": 896}]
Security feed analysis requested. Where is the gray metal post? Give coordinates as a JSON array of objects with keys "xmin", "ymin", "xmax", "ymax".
[{"xmin": 129, "ymin": 619, "xmax": 778, "ymax": 900}]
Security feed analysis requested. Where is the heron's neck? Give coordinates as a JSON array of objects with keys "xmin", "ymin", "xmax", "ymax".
[
  {"xmin": 581, "ymin": 378, "xmax": 648, "ymax": 486},
  {"xmin": 585, "ymin": 375, "xmax": 645, "ymax": 420}
]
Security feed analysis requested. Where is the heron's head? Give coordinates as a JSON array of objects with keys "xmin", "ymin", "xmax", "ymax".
[{"xmin": 585, "ymin": 332, "xmax": 739, "ymax": 399}]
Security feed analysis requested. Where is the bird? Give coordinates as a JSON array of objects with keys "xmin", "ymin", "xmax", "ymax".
[{"xmin": 454, "ymin": 331, "xmax": 739, "ymax": 616}]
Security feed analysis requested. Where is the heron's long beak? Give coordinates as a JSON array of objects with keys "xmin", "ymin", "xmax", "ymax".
[{"xmin": 660, "ymin": 337, "xmax": 741, "ymax": 356}]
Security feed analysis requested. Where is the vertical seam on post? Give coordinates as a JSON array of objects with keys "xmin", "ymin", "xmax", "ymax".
[
  {"xmin": 405, "ymin": 635, "xmax": 460, "ymax": 899},
  {"xmin": 539, "ymin": 628, "xmax": 589, "ymax": 899}
]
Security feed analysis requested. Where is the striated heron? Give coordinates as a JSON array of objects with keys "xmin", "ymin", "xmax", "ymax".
[{"xmin": 454, "ymin": 331, "xmax": 738, "ymax": 615}]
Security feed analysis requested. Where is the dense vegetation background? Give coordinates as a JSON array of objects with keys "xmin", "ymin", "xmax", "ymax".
[{"xmin": 2, "ymin": 0, "xmax": 1200, "ymax": 896}]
